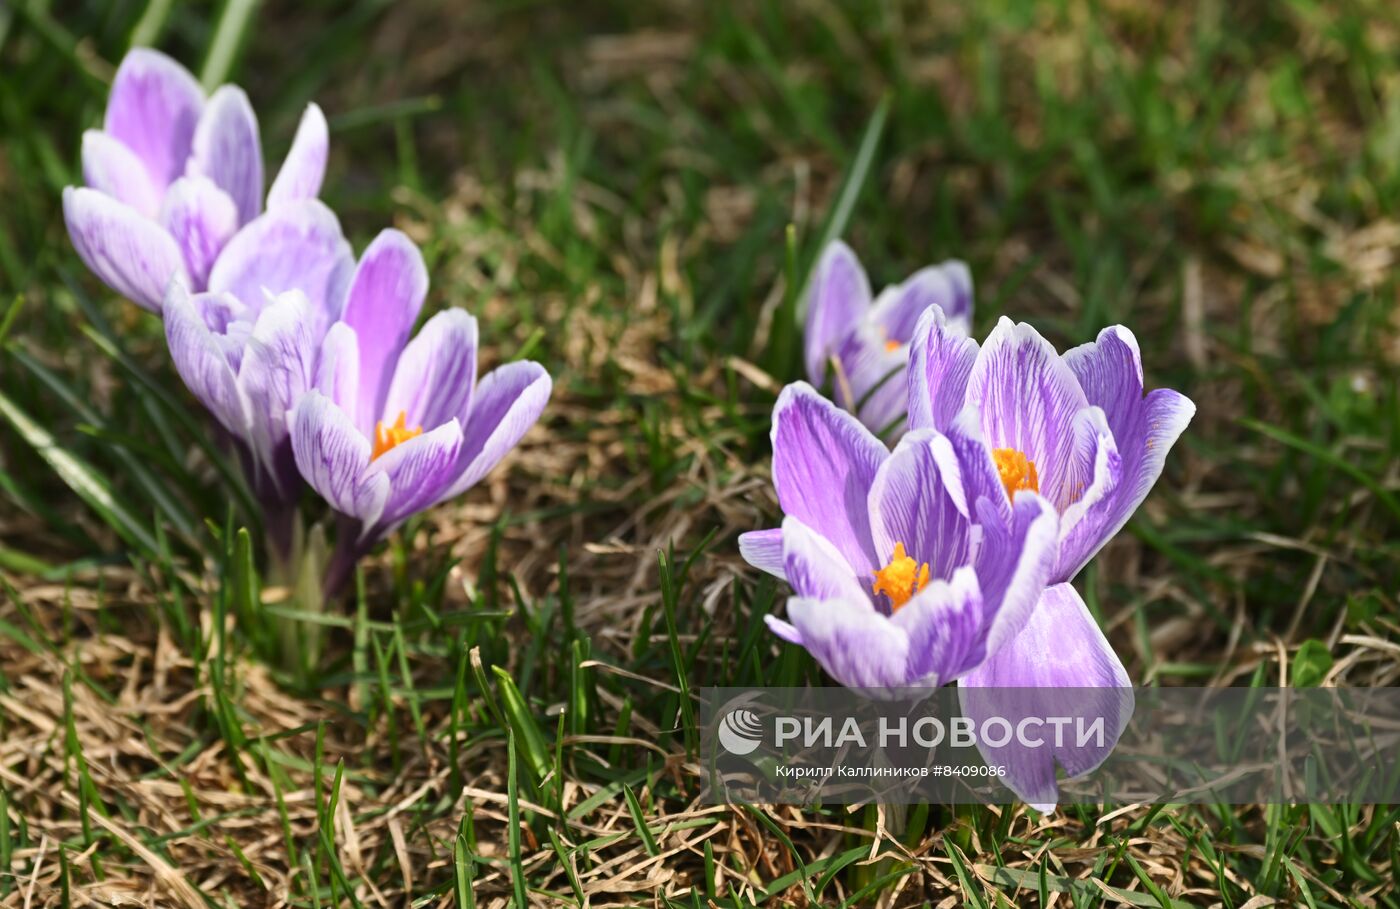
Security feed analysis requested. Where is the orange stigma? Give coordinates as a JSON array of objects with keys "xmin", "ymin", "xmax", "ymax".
[
  {"xmin": 992, "ymin": 447, "xmax": 1039, "ymax": 499},
  {"xmin": 871, "ymin": 542, "xmax": 930, "ymax": 611},
  {"xmin": 884, "ymin": 338, "xmax": 902, "ymax": 353},
  {"xmin": 371, "ymin": 411, "xmax": 422, "ymax": 461}
]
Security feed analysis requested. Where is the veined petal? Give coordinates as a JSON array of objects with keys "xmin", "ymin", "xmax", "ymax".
[
  {"xmin": 383, "ymin": 308, "xmax": 479, "ymax": 436},
  {"xmin": 945, "ymin": 406, "xmax": 1012, "ymax": 525},
  {"xmin": 764, "ymin": 615, "xmax": 804, "ymax": 645},
  {"xmin": 236, "ymin": 292, "xmax": 316, "ymax": 499},
  {"xmin": 164, "ymin": 284, "xmax": 250, "ymax": 435},
  {"xmin": 1054, "ymin": 406, "xmax": 1123, "ymax": 580},
  {"xmin": 189, "ymin": 85, "xmax": 263, "ymax": 225},
  {"xmin": 239, "ymin": 291, "xmax": 316, "ymax": 455},
  {"xmin": 868, "ymin": 430, "xmax": 971, "ymax": 584},
  {"xmin": 189, "ymin": 286, "xmax": 251, "ymax": 334},
  {"xmin": 207, "ymin": 199, "xmax": 353, "ymax": 325},
  {"xmin": 314, "ymin": 322, "xmax": 361, "ymax": 421},
  {"xmin": 340, "ymin": 230, "xmax": 430, "ymax": 433},
  {"xmin": 267, "ymin": 103, "xmax": 328, "ymax": 209},
  {"xmin": 972, "ymin": 490, "xmax": 1059, "ymax": 660},
  {"xmin": 907, "ymin": 304, "xmax": 979, "ymax": 433},
  {"xmin": 872, "ymin": 263, "xmax": 969, "ymax": 345},
  {"xmin": 967, "ymin": 318, "xmax": 1089, "ymax": 500},
  {"xmin": 784, "ymin": 596, "xmax": 911, "ymax": 690},
  {"xmin": 770, "ymin": 382, "xmax": 885, "ymax": 576},
  {"xmin": 892, "ymin": 566, "xmax": 985, "ymax": 685},
  {"xmin": 159, "ymin": 176, "xmax": 238, "ymax": 289},
  {"xmin": 63, "ymin": 186, "xmax": 188, "ymax": 312},
  {"xmin": 441, "ymin": 360, "xmax": 552, "ymax": 501},
  {"xmin": 738, "ymin": 528, "xmax": 785, "ymax": 579},
  {"xmin": 1062, "ymin": 326, "xmax": 1196, "ymax": 579},
  {"xmin": 940, "ymin": 260, "xmax": 975, "ymax": 331},
  {"xmin": 832, "ymin": 327, "xmax": 907, "ymax": 439},
  {"xmin": 289, "ymin": 390, "xmax": 378, "ymax": 521},
  {"xmin": 781, "ymin": 516, "xmax": 868, "ymax": 603},
  {"xmin": 81, "ymin": 131, "xmax": 161, "ymax": 218},
  {"xmin": 959, "ymin": 583, "xmax": 1134, "ymax": 811},
  {"xmin": 804, "ymin": 241, "xmax": 872, "ymax": 386},
  {"xmin": 367, "ymin": 420, "xmax": 465, "ymax": 532},
  {"xmin": 1064, "ymin": 325, "xmax": 1145, "ymax": 419},
  {"xmin": 103, "ymin": 48, "xmax": 203, "ymax": 192}
]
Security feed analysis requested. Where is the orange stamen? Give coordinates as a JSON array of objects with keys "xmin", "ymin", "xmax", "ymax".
[
  {"xmin": 992, "ymin": 447, "xmax": 1039, "ymax": 499},
  {"xmin": 871, "ymin": 542, "xmax": 930, "ymax": 611},
  {"xmin": 371, "ymin": 411, "xmax": 422, "ymax": 461}
]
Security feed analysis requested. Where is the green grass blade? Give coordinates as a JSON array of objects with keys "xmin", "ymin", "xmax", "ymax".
[{"xmin": 0, "ymin": 388, "xmax": 159, "ymax": 555}]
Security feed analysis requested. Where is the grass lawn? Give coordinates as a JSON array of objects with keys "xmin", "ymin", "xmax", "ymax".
[{"xmin": 3, "ymin": 0, "xmax": 1400, "ymax": 905}]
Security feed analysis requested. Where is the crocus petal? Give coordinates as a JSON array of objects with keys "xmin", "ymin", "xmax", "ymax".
[
  {"xmin": 81, "ymin": 130, "xmax": 161, "ymax": 218},
  {"xmin": 967, "ymin": 318, "xmax": 1089, "ymax": 500},
  {"xmin": 940, "ymin": 260, "xmax": 975, "ymax": 330},
  {"xmin": 959, "ymin": 582, "xmax": 1134, "ymax": 811},
  {"xmin": 892, "ymin": 566, "xmax": 985, "ymax": 685},
  {"xmin": 764, "ymin": 615, "xmax": 804, "ymax": 645},
  {"xmin": 873, "ymin": 263, "xmax": 969, "ymax": 344},
  {"xmin": 1062, "ymin": 326, "xmax": 1196, "ymax": 578},
  {"xmin": 189, "ymin": 86, "xmax": 263, "ymax": 225},
  {"xmin": 785, "ymin": 596, "xmax": 912, "ymax": 689},
  {"xmin": 314, "ymin": 322, "xmax": 361, "ymax": 418},
  {"xmin": 1054, "ymin": 406, "xmax": 1123, "ymax": 580},
  {"xmin": 289, "ymin": 390, "xmax": 384, "ymax": 525},
  {"xmin": 781, "ymin": 516, "xmax": 868, "ymax": 603},
  {"xmin": 944, "ymin": 406, "xmax": 1012, "ymax": 525},
  {"xmin": 164, "ymin": 285, "xmax": 249, "ymax": 435},
  {"xmin": 103, "ymin": 48, "xmax": 203, "ymax": 191},
  {"xmin": 367, "ymin": 420, "xmax": 465, "ymax": 531},
  {"xmin": 159, "ymin": 176, "xmax": 239, "ymax": 289},
  {"xmin": 804, "ymin": 241, "xmax": 872, "ymax": 386},
  {"xmin": 907, "ymin": 304, "xmax": 979, "ymax": 433},
  {"xmin": 63, "ymin": 186, "xmax": 189, "ymax": 312},
  {"xmin": 441, "ymin": 361, "xmax": 552, "ymax": 501},
  {"xmin": 868, "ymin": 430, "xmax": 971, "ymax": 584},
  {"xmin": 831, "ymin": 328, "xmax": 907, "ymax": 439},
  {"xmin": 382, "ymin": 309, "xmax": 479, "ymax": 436},
  {"xmin": 971, "ymin": 490, "xmax": 1060, "ymax": 660},
  {"xmin": 738, "ymin": 528, "xmax": 785, "ymax": 579},
  {"xmin": 207, "ymin": 199, "xmax": 354, "ymax": 324},
  {"xmin": 267, "ymin": 103, "xmax": 328, "ymax": 209},
  {"xmin": 239, "ymin": 292, "xmax": 315, "ymax": 429},
  {"xmin": 235, "ymin": 292, "xmax": 317, "ymax": 498},
  {"xmin": 341, "ymin": 229, "xmax": 431, "ymax": 433},
  {"xmin": 770, "ymin": 383, "xmax": 885, "ymax": 576}
]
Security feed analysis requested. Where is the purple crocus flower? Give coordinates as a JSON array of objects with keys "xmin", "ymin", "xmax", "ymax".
[
  {"xmin": 907, "ymin": 307, "xmax": 1196, "ymax": 585},
  {"xmin": 804, "ymin": 242, "xmax": 973, "ymax": 439},
  {"xmin": 737, "ymin": 383, "xmax": 1060, "ymax": 690},
  {"xmin": 163, "ymin": 200, "xmax": 354, "ymax": 555},
  {"xmin": 286, "ymin": 231, "xmax": 552, "ymax": 594},
  {"xmin": 63, "ymin": 48, "xmax": 329, "ymax": 312},
  {"xmin": 908, "ymin": 305, "xmax": 1195, "ymax": 807}
]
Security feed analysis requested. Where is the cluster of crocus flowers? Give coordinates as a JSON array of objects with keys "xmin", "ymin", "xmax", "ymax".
[
  {"xmin": 63, "ymin": 48, "xmax": 550, "ymax": 597},
  {"xmin": 64, "ymin": 49, "xmax": 329, "ymax": 309},
  {"xmin": 746, "ymin": 241, "xmax": 1194, "ymax": 809}
]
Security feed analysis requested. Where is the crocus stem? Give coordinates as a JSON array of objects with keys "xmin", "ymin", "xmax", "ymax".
[
  {"xmin": 263, "ymin": 502, "xmax": 299, "ymax": 580},
  {"xmin": 323, "ymin": 517, "xmax": 368, "ymax": 600}
]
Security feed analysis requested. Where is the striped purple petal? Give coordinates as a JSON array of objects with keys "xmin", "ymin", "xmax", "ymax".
[
  {"xmin": 102, "ymin": 48, "xmax": 203, "ymax": 193},
  {"xmin": 959, "ymin": 582, "xmax": 1134, "ymax": 812}
]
